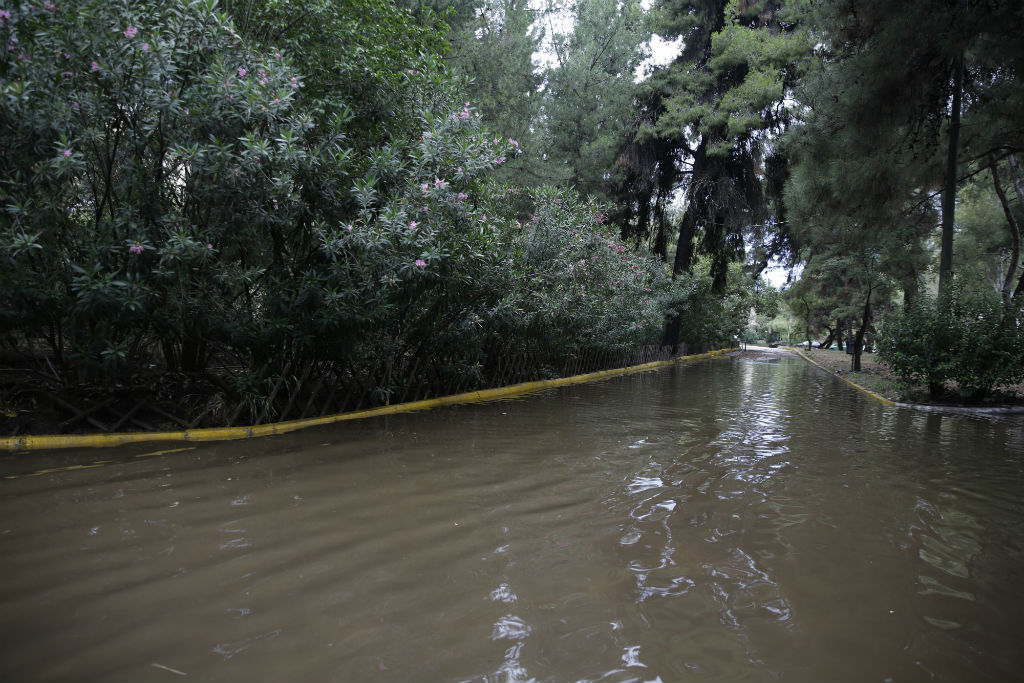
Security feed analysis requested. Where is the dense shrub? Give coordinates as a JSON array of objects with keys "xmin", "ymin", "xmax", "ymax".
[
  {"xmin": 480, "ymin": 185, "xmax": 670, "ymax": 355},
  {"xmin": 1, "ymin": 0, "xmax": 690, "ymax": 414},
  {"xmin": 1, "ymin": 0, "xmax": 323, "ymax": 375},
  {"xmin": 878, "ymin": 287, "xmax": 1024, "ymax": 400},
  {"xmin": 661, "ymin": 267, "xmax": 750, "ymax": 353}
]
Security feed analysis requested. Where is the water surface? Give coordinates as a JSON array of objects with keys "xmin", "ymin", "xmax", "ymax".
[{"xmin": 2, "ymin": 353, "xmax": 1023, "ymax": 681}]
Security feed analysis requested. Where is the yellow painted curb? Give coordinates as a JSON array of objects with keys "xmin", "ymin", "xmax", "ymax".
[
  {"xmin": 791, "ymin": 348, "xmax": 896, "ymax": 406},
  {"xmin": 2, "ymin": 348, "xmax": 736, "ymax": 452}
]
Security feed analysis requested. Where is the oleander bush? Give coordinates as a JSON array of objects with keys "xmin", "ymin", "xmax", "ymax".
[{"xmin": 1, "ymin": 0, "xmax": 691, "ymax": 411}]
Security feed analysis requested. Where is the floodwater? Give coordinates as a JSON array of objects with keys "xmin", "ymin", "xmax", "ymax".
[{"xmin": 2, "ymin": 352, "xmax": 1023, "ymax": 682}]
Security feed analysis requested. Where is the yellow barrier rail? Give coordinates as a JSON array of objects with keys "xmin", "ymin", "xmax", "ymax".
[
  {"xmin": 790, "ymin": 347, "xmax": 896, "ymax": 406},
  {"xmin": 2, "ymin": 348, "xmax": 735, "ymax": 452}
]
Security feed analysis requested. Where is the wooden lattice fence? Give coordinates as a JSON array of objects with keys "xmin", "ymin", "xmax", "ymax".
[{"xmin": 2, "ymin": 344, "xmax": 679, "ymax": 435}]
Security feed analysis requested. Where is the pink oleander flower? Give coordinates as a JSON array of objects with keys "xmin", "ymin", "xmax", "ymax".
[
  {"xmin": 44, "ymin": 2, "xmax": 56, "ymax": 11},
  {"xmin": 129, "ymin": 243, "xmax": 144, "ymax": 255},
  {"xmin": 142, "ymin": 43, "xmax": 150, "ymax": 51},
  {"xmin": 90, "ymin": 61, "xmax": 99, "ymax": 71},
  {"xmin": 346, "ymin": 224, "xmax": 353, "ymax": 231},
  {"xmin": 206, "ymin": 243, "xmax": 213, "ymax": 249},
  {"xmin": 496, "ymin": 157, "xmax": 505, "ymax": 165},
  {"xmin": 124, "ymin": 26, "xmax": 138, "ymax": 39},
  {"xmin": 434, "ymin": 178, "xmax": 444, "ymax": 188},
  {"xmin": 509, "ymin": 138, "xmax": 519, "ymax": 148},
  {"xmin": 273, "ymin": 98, "xmax": 280, "ymax": 105},
  {"xmin": 62, "ymin": 149, "xmax": 72, "ymax": 157},
  {"xmin": 414, "ymin": 259, "xmax": 426, "ymax": 268},
  {"xmin": 457, "ymin": 193, "xmax": 468, "ymax": 201},
  {"xmin": 237, "ymin": 67, "xmax": 247, "ymax": 77},
  {"xmin": 420, "ymin": 183, "xmax": 429, "ymax": 195},
  {"xmin": 71, "ymin": 101, "xmax": 79, "ymax": 111},
  {"xmin": 409, "ymin": 220, "xmax": 418, "ymax": 230},
  {"xmin": 274, "ymin": 52, "xmax": 281, "ymax": 59}
]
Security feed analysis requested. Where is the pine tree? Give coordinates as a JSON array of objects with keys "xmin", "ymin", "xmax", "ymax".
[
  {"xmin": 539, "ymin": 0, "xmax": 651, "ymax": 198},
  {"xmin": 782, "ymin": 0, "xmax": 1024, "ymax": 299},
  {"xmin": 635, "ymin": 0, "xmax": 809, "ymax": 349}
]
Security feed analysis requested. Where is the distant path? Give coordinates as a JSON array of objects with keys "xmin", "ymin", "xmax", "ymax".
[{"xmin": 731, "ymin": 344, "xmax": 799, "ymax": 360}]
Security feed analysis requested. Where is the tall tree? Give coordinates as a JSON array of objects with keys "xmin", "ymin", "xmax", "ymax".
[
  {"xmin": 637, "ymin": 0, "xmax": 809, "ymax": 349},
  {"xmin": 783, "ymin": 0, "xmax": 1024, "ymax": 299},
  {"xmin": 658, "ymin": 0, "xmax": 806, "ymax": 276},
  {"xmin": 540, "ymin": 0, "xmax": 650, "ymax": 197},
  {"xmin": 442, "ymin": 0, "xmax": 545, "ymax": 183}
]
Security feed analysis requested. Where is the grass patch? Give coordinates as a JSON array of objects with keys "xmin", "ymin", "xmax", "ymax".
[{"xmin": 796, "ymin": 348, "xmax": 903, "ymax": 401}]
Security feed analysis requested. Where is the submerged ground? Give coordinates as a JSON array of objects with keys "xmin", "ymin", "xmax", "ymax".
[{"xmin": 2, "ymin": 353, "xmax": 1022, "ymax": 681}]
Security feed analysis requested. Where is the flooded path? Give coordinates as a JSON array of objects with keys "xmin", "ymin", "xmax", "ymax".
[{"xmin": 2, "ymin": 353, "xmax": 1023, "ymax": 681}]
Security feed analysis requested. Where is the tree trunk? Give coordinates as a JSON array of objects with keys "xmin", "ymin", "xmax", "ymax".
[
  {"xmin": 989, "ymin": 157, "xmax": 1021, "ymax": 302},
  {"xmin": 636, "ymin": 188, "xmax": 653, "ymax": 253},
  {"xmin": 662, "ymin": 142, "xmax": 705, "ymax": 352},
  {"xmin": 671, "ymin": 142, "xmax": 706, "ymax": 277},
  {"xmin": 819, "ymin": 327, "xmax": 836, "ymax": 351},
  {"xmin": 852, "ymin": 286, "xmax": 873, "ymax": 372},
  {"xmin": 1006, "ymin": 154, "xmax": 1024, "ymax": 299},
  {"xmin": 938, "ymin": 53, "xmax": 964, "ymax": 294},
  {"xmin": 903, "ymin": 277, "xmax": 919, "ymax": 306}
]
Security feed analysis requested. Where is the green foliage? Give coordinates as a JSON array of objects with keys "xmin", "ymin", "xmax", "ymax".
[
  {"xmin": 441, "ymin": 0, "xmax": 544, "ymax": 185},
  {"xmin": 630, "ymin": 0, "xmax": 810, "ymax": 306},
  {"xmin": 663, "ymin": 259, "xmax": 752, "ymax": 351},
  {"xmin": 652, "ymin": 0, "xmax": 809, "ymax": 153},
  {"xmin": 1, "ymin": 0, "xmax": 310, "ymax": 374},
  {"xmin": 782, "ymin": 0, "xmax": 1024, "ymax": 302},
  {"xmin": 481, "ymin": 185, "xmax": 670, "ymax": 352},
  {"xmin": 221, "ymin": 0, "xmax": 451, "ymax": 148},
  {"xmin": 0, "ymin": 0, "xmax": 748, "ymax": 426},
  {"xmin": 0, "ymin": 0, "xmax": 693, "ymax": 401},
  {"xmin": 540, "ymin": 0, "xmax": 650, "ymax": 196},
  {"xmin": 955, "ymin": 171, "xmax": 1023, "ymax": 298},
  {"xmin": 878, "ymin": 287, "xmax": 1024, "ymax": 400}
]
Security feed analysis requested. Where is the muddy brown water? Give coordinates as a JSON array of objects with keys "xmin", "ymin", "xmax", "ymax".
[{"xmin": 2, "ymin": 354, "xmax": 1023, "ymax": 682}]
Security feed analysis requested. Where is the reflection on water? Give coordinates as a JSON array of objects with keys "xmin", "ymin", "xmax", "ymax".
[{"xmin": 2, "ymin": 353, "xmax": 1023, "ymax": 681}]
